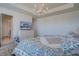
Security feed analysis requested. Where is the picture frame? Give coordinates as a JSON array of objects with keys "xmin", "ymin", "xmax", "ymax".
[{"xmin": 20, "ymin": 21, "xmax": 32, "ymax": 30}]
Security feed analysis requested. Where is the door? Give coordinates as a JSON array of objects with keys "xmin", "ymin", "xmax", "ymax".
[
  {"xmin": 0, "ymin": 14, "xmax": 13, "ymax": 47},
  {"xmin": 2, "ymin": 14, "xmax": 13, "ymax": 46}
]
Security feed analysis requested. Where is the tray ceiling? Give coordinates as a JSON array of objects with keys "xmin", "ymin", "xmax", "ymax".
[{"xmin": 0, "ymin": 3, "xmax": 79, "ymax": 18}]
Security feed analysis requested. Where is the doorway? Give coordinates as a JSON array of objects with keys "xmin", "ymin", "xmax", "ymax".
[{"xmin": 2, "ymin": 14, "xmax": 13, "ymax": 46}]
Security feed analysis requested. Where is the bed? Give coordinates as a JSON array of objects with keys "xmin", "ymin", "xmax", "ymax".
[{"xmin": 12, "ymin": 36, "xmax": 79, "ymax": 56}]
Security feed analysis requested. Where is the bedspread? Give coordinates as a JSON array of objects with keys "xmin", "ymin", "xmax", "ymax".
[
  {"xmin": 13, "ymin": 39, "xmax": 63, "ymax": 56},
  {"xmin": 13, "ymin": 37, "xmax": 79, "ymax": 56}
]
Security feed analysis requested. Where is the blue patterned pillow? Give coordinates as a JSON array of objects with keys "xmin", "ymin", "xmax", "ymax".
[{"xmin": 61, "ymin": 38, "xmax": 79, "ymax": 54}]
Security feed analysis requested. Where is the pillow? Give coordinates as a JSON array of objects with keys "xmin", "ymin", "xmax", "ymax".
[
  {"xmin": 61, "ymin": 38, "xmax": 79, "ymax": 55},
  {"xmin": 39, "ymin": 36, "xmax": 61, "ymax": 48},
  {"xmin": 46, "ymin": 37, "xmax": 62, "ymax": 44},
  {"xmin": 68, "ymin": 32, "xmax": 79, "ymax": 38}
]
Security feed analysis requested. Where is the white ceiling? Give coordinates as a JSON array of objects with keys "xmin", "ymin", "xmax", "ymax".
[
  {"xmin": 19, "ymin": 3, "xmax": 66, "ymax": 10},
  {"xmin": 10, "ymin": 3, "xmax": 67, "ymax": 16},
  {"xmin": 0, "ymin": 3, "xmax": 79, "ymax": 18}
]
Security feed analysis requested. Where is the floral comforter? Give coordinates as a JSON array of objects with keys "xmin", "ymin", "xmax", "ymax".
[
  {"xmin": 13, "ymin": 39, "xmax": 63, "ymax": 56},
  {"xmin": 13, "ymin": 38, "xmax": 79, "ymax": 56}
]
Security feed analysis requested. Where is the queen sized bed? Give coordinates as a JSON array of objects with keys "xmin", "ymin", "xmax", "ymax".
[
  {"xmin": 12, "ymin": 36, "xmax": 79, "ymax": 56},
  {"xmin": 12, "ymin": 38, "xmax": 63, "ymax": 56}
]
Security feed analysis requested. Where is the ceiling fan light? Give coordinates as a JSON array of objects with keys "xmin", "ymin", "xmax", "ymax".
[{"xmin": 33, "ymin": 3, "xmax": 48, "ymax": 16}]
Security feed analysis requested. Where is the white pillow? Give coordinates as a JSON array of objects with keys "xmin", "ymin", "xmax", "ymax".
[{"xmin": 39, "ymin": 36, "xmax": 61, "ymax": 48}]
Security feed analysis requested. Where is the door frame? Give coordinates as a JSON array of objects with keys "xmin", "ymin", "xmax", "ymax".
[{"xmin": 1, "ymin": 13, "xmax": 13, "ymax": 45}]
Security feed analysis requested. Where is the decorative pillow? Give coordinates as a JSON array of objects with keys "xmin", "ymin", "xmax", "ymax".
[
  {"xmin": 39, "ymin": 36, "xmax": 62, "ymax": 48},
  {"xmin": 61, "ymin": 38, "xmax": 79, "ymax": 55},
  {"xmin": 68, "ymin": 32, "xmax": 79, "ymax": 38}
]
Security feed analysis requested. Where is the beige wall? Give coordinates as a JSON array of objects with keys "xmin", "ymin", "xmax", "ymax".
[
  {"xmin": 0, "ymin": 6, "xmax": 33, "ymax": 41},
  {"xmin": 37, "ymin": 10, "xmax": 79, "ymax": 36}
]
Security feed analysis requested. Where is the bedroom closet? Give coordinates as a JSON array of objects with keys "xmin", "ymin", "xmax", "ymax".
[{"xmin": 0, "ymin": 14, "xmax": 13, "ymax": 47}]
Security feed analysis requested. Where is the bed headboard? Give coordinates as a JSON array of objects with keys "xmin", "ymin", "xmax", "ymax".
[{"xmin": 20, "ymin": 30, "xmax": 34, "ymax": 40}]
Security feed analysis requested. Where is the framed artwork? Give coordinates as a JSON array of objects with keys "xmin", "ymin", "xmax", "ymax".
[{"xmin": 20, "ymin": 21, "xmax": 32, "ymax": 30}]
